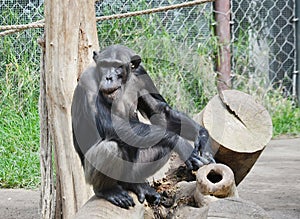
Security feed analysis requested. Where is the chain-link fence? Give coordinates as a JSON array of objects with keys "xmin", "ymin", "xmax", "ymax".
[
  {"xmin": 0, "ymin": 0, "xmax": 43, "ymax": 62},
  {"xmin": 231, "ymin": 0, "xmax": 297, "ymax": 99},
  {"xmin": 94, "ymin": 0, "xmax": 217, "ymax": 113},
  {"xmin": 0, "ymin": 0, "xmax": 299, "ymax": 109},
  {"xmin": 0, "ymin": 0, "xmax": 44, "ymax": 187}
]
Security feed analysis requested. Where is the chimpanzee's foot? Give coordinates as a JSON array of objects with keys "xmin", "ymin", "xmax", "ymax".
[
  {"xmin": 123, "ymin": 182, "xmax": 160, "ymax": 205},
  {"xmin": 94, "ymin": 185, "xmax": 135, "ymax": 209}
]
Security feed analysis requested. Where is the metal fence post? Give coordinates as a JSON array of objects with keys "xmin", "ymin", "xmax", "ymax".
[
  {"xmin": 214, "ymin": 0, "xmax": 232, "ymax": 92},
  {"xmin": 296, "ymin": 0, "xmax": 300, "ymax": 105}
]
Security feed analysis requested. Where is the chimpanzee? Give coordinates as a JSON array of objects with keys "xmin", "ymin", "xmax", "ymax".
[{"xmin": 71, "ymin": 45, "xmax": 214, "ymax": 209}]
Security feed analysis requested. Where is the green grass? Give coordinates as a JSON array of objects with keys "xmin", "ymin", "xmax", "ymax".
[
  {"xmin": 272, "ymin": 105, "xmax": 300, "ymax": 137},
  {"xmin": 267, "ymin": 94, "xmax": 300, "ymax": 137},
  {"xmin": 0, "ymin": 35, "xmax": 41, "ymax": 188}
]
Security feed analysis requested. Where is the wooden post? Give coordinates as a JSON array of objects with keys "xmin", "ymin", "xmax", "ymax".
[
  {"xmin": 39, "ymin": 35, "xmax": 56, "ymax": 219},
  {"xmin": 41, "ymin": 1, "xmax": 99, "ymax": 218},
  {"xmin": 214, "ymin": 0, "xmax": 232, "ymax": 92}
]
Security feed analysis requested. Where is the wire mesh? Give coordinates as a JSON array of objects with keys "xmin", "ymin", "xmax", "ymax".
[
  {"xmin": 0, "ymin": 0, "xmax": 43, "ymax": 73},
  {"xmin": 94, "ymin": 0, "xmax": 216, "ymax": 113},
  {"xmin": 0, "ymin": 0, "xmax": 298, "ymax": 108},
  {"xmin": 231, "ymin": 0, "xmax": 297, "ymax": 98}
]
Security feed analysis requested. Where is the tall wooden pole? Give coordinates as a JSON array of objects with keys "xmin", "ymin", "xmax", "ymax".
[
  {"xmin": 214, "ymin": 0, "xmax": 232, "ymax": 92},
  {"xmin": 41, "ymin": 1, "xmax": 99, "ymax": 218}
]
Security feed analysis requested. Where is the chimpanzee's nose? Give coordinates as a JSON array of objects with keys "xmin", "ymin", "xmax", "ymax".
[{"xmin": 106, "ymin": 76, "xmax": 113, "ymax": 81}]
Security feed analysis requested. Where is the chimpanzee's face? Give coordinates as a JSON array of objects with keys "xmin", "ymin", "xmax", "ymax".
[
  {"xmin": 98, "ymin": 60, "xmax": 129, "ymax": 102},
  {"xmin": 93, "ymin": 46, "xmax": 141, "ymax": 103}
]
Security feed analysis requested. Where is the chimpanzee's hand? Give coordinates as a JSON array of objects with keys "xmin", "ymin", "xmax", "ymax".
[
  {"xmin": 122, "ymin": 182, "xmax": 160, "ymax": 205},
  {"xmin": 154, "ymin": 102, "xmax": 171, "ymax": 114},
  {"xmin": 185, "ymin": 148, "xmax": 211, "ymax": 171},
  {"xmin": 194, "ymin": 128, "xmax": 215, "ymax": 165}
]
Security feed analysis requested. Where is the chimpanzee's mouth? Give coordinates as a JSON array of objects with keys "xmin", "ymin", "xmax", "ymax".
[{"xmin": 102, "ymin": 87, "xmax": 121, "ymax": 100}]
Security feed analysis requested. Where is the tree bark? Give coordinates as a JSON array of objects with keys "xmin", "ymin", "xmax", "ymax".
[
  {"xmin": 74, "ymin": 194, "xmax": 146, "ymax": 219},
  {"xmin": 214, "ymin": 0, "xmax": 232, "ymax": 92},
  {"xmin": 39, "ymin": 35, "xmax": 56, "ymax": 219},
  {"xmin": 194, "ymin": 90, "xmax": 273, "ymax": 185},
  {"xmin": 42, "ymin": 1, "xmax": 99, "ymax": 218}
]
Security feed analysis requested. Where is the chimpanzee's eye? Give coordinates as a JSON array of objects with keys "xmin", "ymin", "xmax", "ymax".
[{"xmin": 116, "ymin": 66, "xmax": 123, "ymax": 78}]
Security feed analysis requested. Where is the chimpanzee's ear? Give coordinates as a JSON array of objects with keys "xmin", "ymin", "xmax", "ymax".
[
  {"xmin": 93, "ymin": 51, "xmax": 100, "ymax": 63},
  {"xmin": 130, "ymin": 55, "xmax": 141, "ymax": 69}
]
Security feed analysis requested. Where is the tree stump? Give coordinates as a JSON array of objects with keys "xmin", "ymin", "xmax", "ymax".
[{"xmin": 194, "ymin": 90, "xmax": 272, "ymax": 185}]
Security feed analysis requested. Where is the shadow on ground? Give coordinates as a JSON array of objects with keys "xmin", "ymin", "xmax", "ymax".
[{"xmin": 0, "ymin": 138, "xmax": 299, "ymax": 219}]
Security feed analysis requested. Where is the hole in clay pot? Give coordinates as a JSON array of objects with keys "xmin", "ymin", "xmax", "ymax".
[{"xmin": 207, "ymin": 170, "xmax": 222, "ymax": 183}]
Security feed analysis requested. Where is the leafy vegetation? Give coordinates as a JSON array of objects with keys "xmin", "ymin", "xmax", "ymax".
[
  {"xmin": 266, "ymin": 92, "xmax": 300, "ymax": 137},
  {"xmin": 0, "ymin": 35, "xmax": 41, "ymax": 188}
]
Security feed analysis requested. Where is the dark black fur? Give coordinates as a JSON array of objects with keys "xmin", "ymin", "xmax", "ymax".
[{"xmin": 71, "ymin": 45, "xmax": 214, "ymax": 209}]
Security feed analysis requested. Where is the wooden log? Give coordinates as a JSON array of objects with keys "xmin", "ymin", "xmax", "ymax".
[
  {"xmin": 206, "ymin": 198, "xmax": 271, "ymax": 219},
  {"xmin": 174, "ymin": 164, "xmax": 270, "ymax": 219},
  {"xmin": 74, "ymin": 194, "xmax": 147, "ymax": 219},
  {"xmin": 194, "ymin": 90, "xmax": 272, "ymax": 185},
  {"xmin": 194, "ymin": 163, "xmax": 238, "ymax": 207},
  {"xmin": 174, "ymin": 199, "xmax": 270, "ymax": 219}
]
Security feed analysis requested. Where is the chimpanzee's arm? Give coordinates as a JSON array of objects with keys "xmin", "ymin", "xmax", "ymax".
[
  {"xmin": 113, "ymin": 116, "xmax": 210, "ymax": 170},
  {"xmin": 95, "ymin": 100, "xmax": 207, "ymax": 170},
  {"xmin": 137, "ymin": 91, "xmax": 204, "ymax": 141},
  {"xmin": 137, "ymin": 91, "xmax": 214, "ymax": 162}
]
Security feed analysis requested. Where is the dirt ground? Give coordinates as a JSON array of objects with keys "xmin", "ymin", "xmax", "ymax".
[
  {"xmin": 0, "ymin": 138, "xmax": 299, "ymax": 219},
  {"xmin": 238, "ymin": 138, "xmax": 300, "ymax": 219}
]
